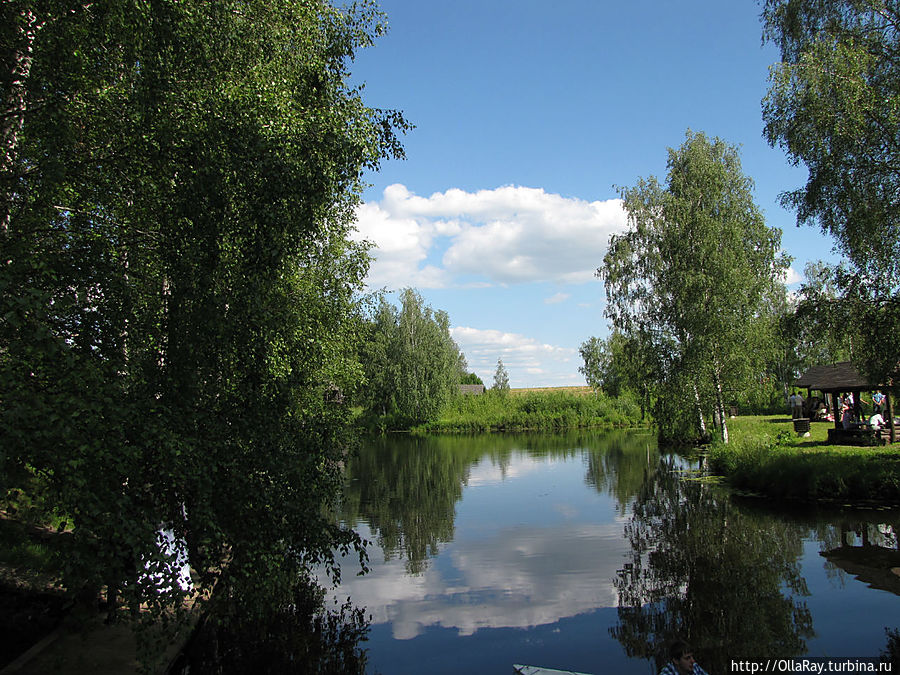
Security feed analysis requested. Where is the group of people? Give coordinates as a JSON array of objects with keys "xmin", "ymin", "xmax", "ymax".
[
  {"xmin": 840, "ymin": 390, "xmax": 887, "ymax": 430},
  {"xmin": 789, "ymin": 389, "xmax": 889, "ymax": 430}
]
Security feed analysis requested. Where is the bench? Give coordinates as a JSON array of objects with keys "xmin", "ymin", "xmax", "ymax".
[{"xmin": 827, "ymin": 426, "xmax": 884, "ymax": 446}]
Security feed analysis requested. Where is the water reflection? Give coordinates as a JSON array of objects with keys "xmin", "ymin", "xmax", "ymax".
[
  {"xmin": 331, "ymin": 433, "xmax": 899, "ymax": 674},
  {"xmin": 335, "ymin": 431, "xmax": 656, "ymax": 644},
  {"xmin": 819, "ymin": 521, "xmax": 900, "ymax": 596},
  {"xmin": 340, "ymin": 431, "xmax": 655, "ymax": 575},
  {"xmin": 340, "ymin": 435, "xmax": 472, "ymax": 575},
  {"xmin": 584, "ymin": 433, "xmax": 657, "ymax": 514},
  {"xmin": 612, "ymin": 457, "xmax": 814, "ymax": 673}
]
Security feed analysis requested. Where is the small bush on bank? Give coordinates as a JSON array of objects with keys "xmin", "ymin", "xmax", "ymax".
[
  {"xmin": 707, "ymin": 416, "xmax": 900, "ymax": 504},
  {"xmin": 412, "ymin": 390, "xmax": 646, "ymax": 433}
]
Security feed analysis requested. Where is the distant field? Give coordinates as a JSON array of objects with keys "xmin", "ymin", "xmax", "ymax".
[{"xmin": 510, "ymin": 386, "xmax": 594, "ymax": 396}]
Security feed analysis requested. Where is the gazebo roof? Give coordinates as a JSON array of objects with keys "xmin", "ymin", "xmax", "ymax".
[{"xmin": 794, "ymin": 361, "xmax": 874, "ymax": 392}]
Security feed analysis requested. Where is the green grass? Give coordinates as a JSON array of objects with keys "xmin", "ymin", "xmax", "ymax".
[
  {"xmin": 0, "ymin": 485, "xmax": 71, "ymax": 590},
  {"xmin": 0, "ymin": 514, "xmax": 65, "ymax": 592},
  {"xmin": 412, "ymin": 389, "xmax": 647, "ymax": 433},
  {"xmin": 707, "ymin": 416, "xmax": 900, "ymax": 504}
]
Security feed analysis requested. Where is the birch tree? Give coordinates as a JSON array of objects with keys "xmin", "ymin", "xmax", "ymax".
[
  {"xmin": 1, "ymin": 0, "xmax": 406, "ymax": 625},
  {"xmin": 361, "ymin": 289, "xmax": 464, "ymax": 425},
  {"xmin": 601, "ymin": 131, "xmax": 787, "ymax": 443},
  {"xmin": 762, "ymin": 0, "xmax": 900, "ymax": 393},
  {"xmin": 492, "ymin": 357, "xmax": 510, "ymax": 393}
]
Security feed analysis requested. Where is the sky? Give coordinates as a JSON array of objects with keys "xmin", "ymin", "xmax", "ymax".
[{"xmin": 348, "ymin": 0, "xmax": 840, "ymax": 389}]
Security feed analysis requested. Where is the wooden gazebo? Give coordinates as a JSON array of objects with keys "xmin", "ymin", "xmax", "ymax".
[{"xmin": 794, "ymin": 361, "xmax": 896, "ymax": 444}]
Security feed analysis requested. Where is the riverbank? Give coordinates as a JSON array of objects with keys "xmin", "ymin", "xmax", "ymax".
[
  {"xmin": 411, "ymin": 389, "xmax": 646, "ymax": 433},
  {"xmin": 707, "ymin": 416, "xmax": 900, "ymax": 504}
]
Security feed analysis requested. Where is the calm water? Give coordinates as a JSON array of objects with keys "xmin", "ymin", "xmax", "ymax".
[{"xmin": 330, "ymin": 431, "xmax": 900, "ymax": 674}]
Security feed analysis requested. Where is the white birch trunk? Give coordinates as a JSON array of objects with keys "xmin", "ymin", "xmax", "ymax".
[
  {"xmin": 713, "ymin": 366, "xmax": 729, "ymax": 444},
  {"xmin": 693, "ymin": 383, "xmax": 707, "ymax": 436}
]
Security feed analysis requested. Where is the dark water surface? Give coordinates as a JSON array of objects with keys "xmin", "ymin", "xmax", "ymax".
[{"xmin": 329, "ymin": 431, "xmax": 899, "ymax": 674}]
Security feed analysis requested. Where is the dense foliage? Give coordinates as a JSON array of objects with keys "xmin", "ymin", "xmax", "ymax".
[
  {"xmin": 579, "ymin": 330, "xmax": 654, "ymax": 419},
  {"xmin": 600, "ymin": 131, "xmax": 788, "ymax": 444},
  {"xmin": 460, "ymin": 372, "xmax": 484, "ymax": 385},
  {"xmin": 1, "ymin": 0, "xmax": 404, "ymax": 625},
  {"xmin": 357, "ymin": 288, "xmax": 466, "ymax": 429},
  {"xmin": 763, "ymin": 0, "xmax": 900, "ymax": 393}
]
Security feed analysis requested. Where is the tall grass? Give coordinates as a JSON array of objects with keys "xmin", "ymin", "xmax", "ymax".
[
  {"xmin": 707, "ymin": 416, "xmax": 900, "ymax": 503},
  {"xmin": 412, "ymin": 390, "xmax": 646, "ymax": 433}
]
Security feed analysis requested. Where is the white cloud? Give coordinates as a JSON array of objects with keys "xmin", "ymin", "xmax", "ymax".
[
  {"xmin": 781, "ymin": 265, "xmax": 803, "ymax": 286},
  {"xmin": 451, "ymin": 326, "xmax": 578, "ymax": 387},
  {"xmin": 353, "ymin": 184, "xmax": 627, "ymax": 289},
  {"xmin": 544, "ymin": 292, "xmax": 570, "ymax": 305},
  {"xmin": 325, "ymin": 452, "xmax": 627, "ymax": 640}
]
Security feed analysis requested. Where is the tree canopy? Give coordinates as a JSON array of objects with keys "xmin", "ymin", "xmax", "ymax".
[
  {"xmin": 1, "ymin": 0, "xmax": 406, "ymax": 623},
  {"xmin": 763, "ymin": 0, "xmax": 900, "ymax": 387},
  {"xmin": 358, "ymin": 288, "xmax": 465, "ymax": 427},
  {"xmin": 601, "ymin": 131, "xmax": 788, "ymax": 442},
  {"xmin": 492, "ymin": 357, "xmax": 510, "ymax": 393}
]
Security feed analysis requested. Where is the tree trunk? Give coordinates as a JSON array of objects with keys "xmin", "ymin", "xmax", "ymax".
[
  {"xmin": 693, "ymin": 384, "xmax": 707, "ymax": 437},
  {"xmin": 1, "ymin": 8, "xmax": 41, "ymax": 234},
  {"xmin": 713, "ymin": 366, "xmax": 729, "ymax": 444},
  {"xmin": 887, "ymin": 392, "xmax": 896, "ymax": 444},
  {"xmin": 640, "ymin": 384, "xmax": 647, "ymax": 421}
]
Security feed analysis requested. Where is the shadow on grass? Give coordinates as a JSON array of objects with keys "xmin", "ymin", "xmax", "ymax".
[{"xmin": 796, "ymin": 439, "xmax": 833, "ymax": 448}]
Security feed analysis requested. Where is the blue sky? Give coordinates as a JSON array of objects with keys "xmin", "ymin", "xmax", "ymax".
[{"xmin": 349, "ymin": 0, "xmax": 839, "ymax": 388}]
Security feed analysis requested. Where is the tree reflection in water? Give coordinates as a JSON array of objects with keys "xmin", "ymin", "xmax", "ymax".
[
  {"xmin": 340, "ymin": 431, "xmax": 656, "ymax": 575},
  {"xmin": 612, "ymin": 456, "xmax": 813, "ymax": 673},
  {"xmin": 584, "ymin": 431, "xmax": 658, "ymax": 515},
  {"xmin": 339, "ymin": 434, "xmax": 476, "ymax": 575},
  {"xmin": 171, "ymin": 576, "xmax": 370, "ymax": 674}
]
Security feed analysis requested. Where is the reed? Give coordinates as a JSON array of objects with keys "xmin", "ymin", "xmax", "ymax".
[{"xmin": 413, "ymin": 390, "xmax": 646, "ymax": 433}]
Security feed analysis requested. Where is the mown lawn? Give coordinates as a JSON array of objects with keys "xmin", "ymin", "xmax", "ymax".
[{"xmin": 708, "ymin": 415, "xmax": 900, "ymax": 504}]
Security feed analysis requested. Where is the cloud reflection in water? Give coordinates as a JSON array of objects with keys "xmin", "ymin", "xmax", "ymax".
[{"xmin": 332, "ymin": 450, "xmax": 631, "ymax": 640}]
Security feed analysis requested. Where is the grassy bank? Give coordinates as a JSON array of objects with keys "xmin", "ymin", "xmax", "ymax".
[
  {"xmin": 413, "ymin": 389, "xmax": 646, "ymax": 433},
  {"xmin": 707, "ymin": 416, "xmax": 900, "ymax": 504}
]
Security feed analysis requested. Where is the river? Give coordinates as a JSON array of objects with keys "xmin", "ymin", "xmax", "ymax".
[{"xmin": 329, "ymin": 430, "xmax": 900, "ymax": 674}]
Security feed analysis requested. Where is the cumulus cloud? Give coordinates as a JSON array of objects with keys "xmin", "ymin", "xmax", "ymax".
[
  {"xmin": 451, "ymin": 326, "xmax": 578, "ymax": 387},
  {"xmin": 326, "ymin": 453, "xmax": 626, "ymax": 640},
  {"xmin": 781, "ymin": 265, "xmax": 803, "ymax": 286},
  {"xmin": 353, "ymin": 184, "xmax": 626, "ymax": 289}
]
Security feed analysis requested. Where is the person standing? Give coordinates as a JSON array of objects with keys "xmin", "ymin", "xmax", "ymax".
[
  {"xmin": 790, "ymin": 391, "xmax": 804, "ymax": 418},
  {"xmin": 842, "ymin": 398, "xmax": 854, "ymax": 430}
]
